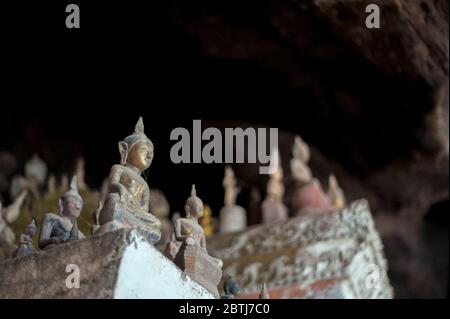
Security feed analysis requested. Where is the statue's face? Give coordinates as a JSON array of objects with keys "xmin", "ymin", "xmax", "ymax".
[
  {"xmin": 26, "ymin": 225, "xmax": 37, "ymax": 237},
  {"xmin": 62, "ymin": 196, "xmax": 82, "ymax": 219},
  {"xmin": 185, "ymin": 200, "xmax": 204, "ymax": 219},
  {"xmin": 127, "ymin": 141, "xmax": 153, "ymax": 171}
]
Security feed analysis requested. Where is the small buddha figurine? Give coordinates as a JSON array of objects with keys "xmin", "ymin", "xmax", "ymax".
[
  {"xmin": 74, "ymin": 157, "xmax": 89, "ymax": 191},
  {"xmin": 262, "ymin": 150, "xmax": 288, "ymax": 224},
  {"xmin": 97, "ymin": 117, "xmax": 161, "ymax": 244},
  {"xmin": 46, "ymin": 174, "xmax": 57, "ymax": 196},
  {"xmin": 327, "ymin": 174, "xmax": 346, "ymax": 209},
  {"xmin": 39, "ymin": 176, "xmax": 86, "ymax": 249},
  {"xmin": 219, "ymin": 166, "xmax": 247, "ymax": 233},
  {"xmin": 14, "ymin": 219, "xmax": 37, "ymax": 258},
  {"xmin": 173, "ymin": 185, "xmax": 223, "ymax": 298},
  {"xmin": 149, "ymin": 188, "xmax": 172, "ymax": 246},
  {"xmin": 221, "ymin": 277, "xmax": 240, "ymax": 299},
  {"xmin": 25, "ymin": 153, "xmax": 48, "ymax": 188},
  {"xmin": 290, "ymin": 136, "xmax": 312, "ymax": 184},
  {"xmin": 289, "ymin": 136, "xmax": 332, "ymax": 216}
]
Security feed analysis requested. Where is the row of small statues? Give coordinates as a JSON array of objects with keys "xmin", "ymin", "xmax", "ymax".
[
  {"xmin": 0, "ymin": 117, "xmax": 346, "ymax": 298},
  {"xmin": 207, "ymin": 135, "xmax": 347, "ymax": 235}
]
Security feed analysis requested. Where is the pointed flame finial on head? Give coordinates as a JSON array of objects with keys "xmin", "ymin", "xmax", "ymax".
[
  {"xmin": 259, "ymin": 282, "xmax": 270, "ymax": 299},
  {"xmin": 63, "ymin": 176, "xmax": 83, "ymax": 204},
  {"xmin": 191, "ymin": 184, "xmax": 197, "ymax": 197},
  {"xmin": 134, "ymin": 116, "xmax": 145, "ymax": 134}
]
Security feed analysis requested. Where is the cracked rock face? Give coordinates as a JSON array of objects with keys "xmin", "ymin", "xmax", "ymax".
[{"xmin": 0, "ymin": 229, "xmax": 214, "ymax": 299}]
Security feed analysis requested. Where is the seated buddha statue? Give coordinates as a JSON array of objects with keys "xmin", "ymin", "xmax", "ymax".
[
  {"xmin": 39, "ymin": 176, "xmax": 86, "ymax": 249},
  {"xmin": 172, "ymin": 185, "xmax": 223, "ymax": 298},
  {"xmin": 97, "ymin": 117, "xmax": 161, "ymax": 244}
]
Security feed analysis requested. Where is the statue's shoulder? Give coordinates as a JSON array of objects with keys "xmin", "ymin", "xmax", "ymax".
[
  {"xmin": 43, "ymin": 212, "xmax": 59, "ymax": 219},
  {"xmin": 42, "ymin": 213, "xmax": 62, "ymax": 224},
  {"xmin": 110, "ymin": 164, "xmax": 125, "ymax": 176},
  {"xmin": 111, "ymin": 164, "xmax": 124, "ymax": 172}
]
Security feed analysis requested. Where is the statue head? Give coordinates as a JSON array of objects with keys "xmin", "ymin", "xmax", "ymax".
[
  {"xmin": 119, "ymin": 117, "xmax": 154, "ymax": 172},
  {"xmin": 59, "ymin": 176, "xmax": 83, "ymax": 220},
  {"xmin": 185, "ymin": 185, "xmax": 204, "ymax": 220},
  {"xmin": 25, "ymin": 219, "xmax": 37, "ymax": 237}
]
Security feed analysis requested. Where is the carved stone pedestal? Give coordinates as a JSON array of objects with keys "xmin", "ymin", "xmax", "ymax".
[{"xmin": 175, "ymin": 243, "xmax": 223, "ymax": 298}]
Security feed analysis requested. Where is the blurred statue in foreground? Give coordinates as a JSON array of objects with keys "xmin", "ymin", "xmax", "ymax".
[{"xmin": 97, "ymin": 117, "xmax": 161, "ymax": 244}]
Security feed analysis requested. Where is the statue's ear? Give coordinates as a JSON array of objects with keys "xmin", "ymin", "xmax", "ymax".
[{"xmin": 118, "ymin": 141, "xmax": 128, "ymax": 165}]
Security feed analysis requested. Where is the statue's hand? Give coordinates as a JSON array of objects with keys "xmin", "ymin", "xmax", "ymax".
[{"xmin": 186, "ymin": 236, "xmax": 196, "ymax": 246}]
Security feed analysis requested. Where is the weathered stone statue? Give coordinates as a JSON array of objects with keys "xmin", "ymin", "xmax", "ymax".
[
  {"xmin": 14, "ymin": 219, "xmax": 37, "ymax": 258},
  {"xmin": 173, "ymin": 185, "xmax": 223, "ymax": 298},
  {"xmin": 39, "ymin": 176, "xmax": 86, "ymax": 249},
  {"xmin": 262, "ymin": 151, "xmax": 288, "ymax": 224},
  {"xmin": 289, "ymin": 136, "xmax": 332, "ymax": 216},
  {"xmin": 97, "ymin": 117, "xmax": 161, "ymax": 244},
  {"xmin": 219, "ymin": 166, "xmax": 247, "ymax": 233},
  {"xmin": 327, "ymin": 174, "xmax": 346, "ymax": 209}
]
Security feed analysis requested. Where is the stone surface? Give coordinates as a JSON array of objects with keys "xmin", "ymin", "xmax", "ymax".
[
  {"xmin": 208, "ymin": 200, "xmax": 393, "ymax": 299},
  {"xmin": 0, "ymin": 229, "xmax": 215, "ymax": 299}
]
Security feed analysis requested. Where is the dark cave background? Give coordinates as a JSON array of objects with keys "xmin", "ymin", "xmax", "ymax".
[{"xmin": 1, "ymin": 0, "xmax": 448, "ymax": 298}]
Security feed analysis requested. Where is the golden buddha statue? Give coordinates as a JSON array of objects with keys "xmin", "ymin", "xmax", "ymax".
[
  {"xmin": 200, "ymin": 204, "xmax": 215, "ymax": 237},
  {"xmin": 97, "ymin": 117, "xmax": 161, "ymax": 244},
  {"xmin": 327, "ymin": 174, "xmax": 346, "ymax": 209}
]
